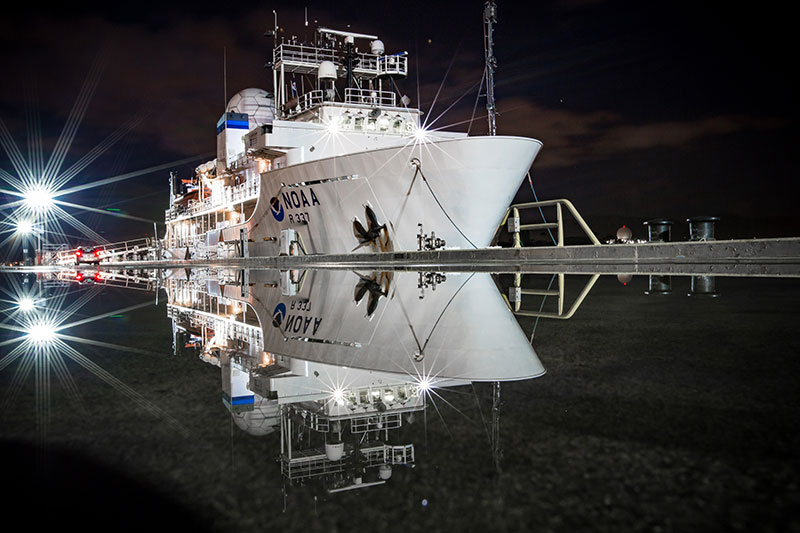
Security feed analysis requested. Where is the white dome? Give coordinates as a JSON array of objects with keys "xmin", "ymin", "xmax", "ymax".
[
  {"xmin": 232, "ymin": 397, "xmax": 280, "ymax": 436},
  {"xmin": 226, "ymin": 88, "xmax": 274, "ymax": 129},
  {"xmin": 318, "ymin": 61, "xmax": 338, "ymax": 81}
]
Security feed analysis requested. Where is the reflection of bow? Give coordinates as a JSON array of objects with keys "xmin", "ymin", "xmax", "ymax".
[
  {"xmin": 352, "ymin": 205, "xmax": 386, "ymax": 251},
  {"xmin": 354, "ymin": 273, "xmax": 387, "ymax": 318},
  {"xmin": 396, "ymin": 273, "xmax": 476, "ymax": 363}
]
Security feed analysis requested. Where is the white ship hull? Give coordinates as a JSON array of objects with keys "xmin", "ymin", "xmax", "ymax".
[
  {"xmin": 167, "ymin": 269, "xmax": 545, "ymax": 382},
  {"xmin": 168, "ymin": 135, "xmax": 541, "ymax": 258}
]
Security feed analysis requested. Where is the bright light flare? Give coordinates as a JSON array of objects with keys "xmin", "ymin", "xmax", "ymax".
[
  {"xmin": 27, "ymin": 322, "xmax": 57, "ymax": 344},
  {"xmin": 18, "ymin": 297, "xmax": 35, "ymax": 312},
  {"xmin": 326, "ymin": 116, "xmax": 341, "ymax": 134},
  {"xmin": 331, "ymin": 387, "xmax": 346, "ymax": 406},
  {"xmin": 16, "ymin": 220, "xmax": 33, "ymax": 234},
  {"xmin": 412, "ymin": 125, "xmax": 429, "ymax": 143},
  {"xmin": 22, "ymin": 187, "xmax": 54, "ymax": 211},
  {"xmin": 418, "ymin": 377, "xmax": 433, "ymax": 393}
]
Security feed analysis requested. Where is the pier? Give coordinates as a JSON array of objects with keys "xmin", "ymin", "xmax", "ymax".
[{"xmin": 8, "ymin": 237, "xmax": 800, "ymax": 278}]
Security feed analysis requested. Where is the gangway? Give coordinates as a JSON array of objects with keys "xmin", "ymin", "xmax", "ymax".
[{"xmin": 43, "ymin": 236, "xmax": 163, "ymax": 267}]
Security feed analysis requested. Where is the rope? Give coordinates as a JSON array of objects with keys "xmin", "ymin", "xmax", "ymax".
[
  {"xmin": 414, "ymin": 165, "xmax": 478, "ymax": 249},
  {"xmin": 530, "ymin": 273, "xmax": 557, "ymax": 343},
  {"xmin": 527, "ymin": 172, "xmax": 557, "ymax": 245}
]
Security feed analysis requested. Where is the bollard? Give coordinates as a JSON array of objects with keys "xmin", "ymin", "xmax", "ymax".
[
  {"xmin": 688, "ymin": 275, "xmax": 719, "ymax": 297},
  {"xmin": 644, "ymin": 275, "xmax": 672, "ymax": 295},
  {"xmin": 643, "ymin": 219, "xmax": 674, "ymax": 242},
  {"xmin": 687, "ymin": 216, "xmax": 720, "ymax": 241}
]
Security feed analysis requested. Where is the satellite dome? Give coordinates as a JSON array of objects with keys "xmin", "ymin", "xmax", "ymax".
[
  {"xmin": 318, "ymin": 61, "xmax": 338, "ymax": 81},
  {"xmin": 226, "ymin": 88, "xmax": 275, "ymax": 129},
  {"xmin": 232, "ymin": 397, "xmax": 280, "ymax": 436},
  {"xmin": 616, "ymin": 225, "xmax": 633, "ymax": 242}
]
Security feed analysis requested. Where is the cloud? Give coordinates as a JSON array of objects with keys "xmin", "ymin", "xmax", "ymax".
[{"xmin": 497, "ymin": 97, "xmax": 786, "ymax": 168}]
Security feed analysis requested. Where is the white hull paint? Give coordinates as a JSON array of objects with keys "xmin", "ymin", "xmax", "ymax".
[{"xmin": 170, "ymin": 135, "xmax": 541, "ymax": 258}]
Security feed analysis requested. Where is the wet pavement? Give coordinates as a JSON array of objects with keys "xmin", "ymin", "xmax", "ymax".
[{"xmin": 1, "ymin": 271, "xmax": 798, "ymax": 531}]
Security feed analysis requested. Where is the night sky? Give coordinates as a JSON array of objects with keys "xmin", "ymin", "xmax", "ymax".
[{"xmin": 1, "ymin": 0, "xmax": 796, "ymax": 242}]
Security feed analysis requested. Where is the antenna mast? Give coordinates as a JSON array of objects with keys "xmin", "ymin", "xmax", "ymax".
[
  {"xmin": 484, "ymin": 1, "xmax": 498, "ymax": 136},
  {"xmin": 223, "ymin": 46, "xmax": 227, "ymax": 109}
]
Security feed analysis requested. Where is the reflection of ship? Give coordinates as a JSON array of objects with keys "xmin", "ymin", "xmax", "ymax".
[
  {"xmin": 164, "ymin": 22, "xmax": 541, "ymax": 260},
  {"xmin": 166, "ymin": 268, "xmax": 545, "ymax": 491}
]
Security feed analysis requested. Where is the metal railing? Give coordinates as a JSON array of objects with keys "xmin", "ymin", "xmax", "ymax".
[
  {"xmin": 283, "ymin": 90, "xmax": 324, "ymax": 117},
  {"xmin": 280, "ymin": 443, "xmax": 414, "ymax": 481},
  {"xmin": 46, "ymin": 237, "xmax": 158, "ymax": 265},
  {"xmin": 165, "ymin": 177, "xmax": 259, "ymax": 222},
  {"xmin": 274, "ymin": 44, "xmax": 339, "ymax": 73},
  {"xmin": 377, "ymin": 52, "xmax": 408, "ymax": 77},
  {"xmin": 344, "ymin": 88, "xmax": 396, "ymax": 106},
  {"xmin": 506, "ymin": 273, "xmax": 600, "ymax": 320},
  {"xmin": 501, "ymin": 198, "xmax": 600, "ymax": 247},
  {"xmin": 274, "ymin": 44, "xmax": 407, "ymax": 79}
]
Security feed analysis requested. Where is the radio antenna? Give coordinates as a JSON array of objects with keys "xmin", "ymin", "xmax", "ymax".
[
  {"xmin": 484, "ymin": 1, "xmax": 498, "ymax": 136},
  {"xmin": 223, "ymin": 46, "xmax": 228, "ymax": 109}
]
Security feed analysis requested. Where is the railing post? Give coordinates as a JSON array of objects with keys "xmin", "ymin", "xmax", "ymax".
[{"xmin": 556, "ymin": 202, "xmax": 564, "ymax": 247}]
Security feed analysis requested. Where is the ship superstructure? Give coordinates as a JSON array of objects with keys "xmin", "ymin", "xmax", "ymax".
[{"xmin": 164, "ymin": 21, "xmax": 542, "ymax": 261}]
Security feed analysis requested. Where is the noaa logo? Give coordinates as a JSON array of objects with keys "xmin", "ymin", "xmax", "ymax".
[
  {"xmin": 269, "ymin": 196, "xmax": 284, "ymax": 221},
  {"xmin": 272, "ymin": 303, "xmax": 286, "ymax": 327}
]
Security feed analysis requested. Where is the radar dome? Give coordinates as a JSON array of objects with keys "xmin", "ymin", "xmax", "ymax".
[
  {"xmin": 226, "ymin": 88, "xmax": 275, "ymax": 129},
  {"xmin": 232, "ymin": 397, "xmax": 280, "ymax": 436},
  {"xmin": 318, "ymin": 61, "xmax": 338, "ymax": 81}
]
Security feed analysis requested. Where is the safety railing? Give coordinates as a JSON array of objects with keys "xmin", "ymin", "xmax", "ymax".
[
  {"xmin": 377, "ymin": 52, "xmax": 408, "ymax": 77},
  {"xmin": 274, "ymin": 44, "xmax": 339, "ymax": 72},
  {"xmin": 344, "ymin": 88, "xmax": 396, "ymax": 106},
  {"xmin": 165, "ymin": 177, "xmax": 259, "ymax": 222},
  {"xmin": 284, "ymin": 90, "xmax": 324, "ymax": 117},
  {"xmin": 501, "ymin": 198, "xmax": 600, "ymax": 247},
  {"xmin": 46, "ymin": 237, "xmax": 158, "ymax": 265},
  {"xmin": 506, "ymin": 273, "xmax": 599, "ymax": 320}
]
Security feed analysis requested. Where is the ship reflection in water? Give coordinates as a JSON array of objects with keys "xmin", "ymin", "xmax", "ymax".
[
  {"xmin": 2, "ymin": 269, "xmax": 799, "ymax": 530},
  {"xmin": 166, "ymin": 268, "xmax": 543, "ymax": 492},
  {"xmin": 3, "ymin": 267, "xmax": 545, "ymax": 494}
]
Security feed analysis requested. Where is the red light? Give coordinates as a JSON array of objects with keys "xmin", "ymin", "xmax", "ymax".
[
  {"xmin": 95, "ymin": 272, "xmax": 103, "ymax": 281},
  {"xmin": 75, "ymin": 249, "xmax": 83, "ymax": 257},
  {"xmin": 94, "ymin": 249, "xmax": 101, "ymax": 257},
  {"xmin": 75, "ymin": 273, "xmax": 83, "ymax": 281}
]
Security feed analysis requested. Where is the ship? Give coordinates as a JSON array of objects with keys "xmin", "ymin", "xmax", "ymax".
[{"xmin": 163, "ymin": 14, "xmax": 542, "ymax": 260}]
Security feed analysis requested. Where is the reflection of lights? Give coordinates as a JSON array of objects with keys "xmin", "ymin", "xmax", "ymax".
[
  {"xmin": 418, "ymin": 378, "xmax": 432, "ymax": 393},
  {"xmin": 22, "ymin": 187, "xmax": 54, "ymax": 211},
  {"xmin": 16, "ymin": 220, "xmax": 33, "ymax": 234},
  {"xmin": 326, "ymin": 116, "xmax": 341, "ymax": 134},
  {"xmin": 27, "ymin": 322, "xmax": 57, "ymax": 344},
  {"xmin": 383, "ymin": 391, "xmax": 395, "ymax": 403},
  {"xmin": 18, "ymin": 297, "xmax": 35, "ymax": 311}
]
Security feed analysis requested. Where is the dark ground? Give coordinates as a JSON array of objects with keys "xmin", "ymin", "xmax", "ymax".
[{"xmin": 1, "ymin": 275, "xmax": 799, "ymax": 531}]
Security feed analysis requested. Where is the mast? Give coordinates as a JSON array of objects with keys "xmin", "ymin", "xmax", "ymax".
[
  {"xmin": 486, "ymin": 0, "xmax": 501, "ymax": 471},
  {"xmin": 484, "ymin": 1, "xmax": 498, "ymax": 136}
]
